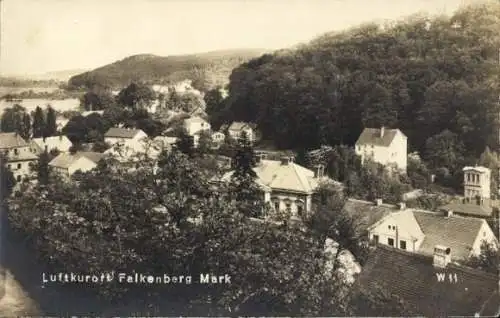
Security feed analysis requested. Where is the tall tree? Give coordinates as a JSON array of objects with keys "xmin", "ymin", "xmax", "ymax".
[
  {"xmin": 32, "ymin": 106, "xmax": 46, "ymax": 138},
  {"xmin": 478, "ymin": 146, "xmax": 499, "ymax": 198},
  {"xmin": 33, "ymin": 150, "xmax": 51, "ymax": 185},
  {"xmin": 20, "ymin": 113, "xmax": 31, "ymax": 140},
  {"xmin": 174, "ymin": 128, "xmax": 195, "ymax": 158},
  {"xmin": 45, "ymin": 105, "xmax": 58, "ymax": 137},
  {"xmin": 117, "ymin": 82, "xmax": 155, "ymax": 109},
  {"xmin": 0, "ymin": 153, "xmax": 16, "ymax": 200},
  {"xmin": 230, "ymin": 131, "xmax": 264, "ymax": 218}
]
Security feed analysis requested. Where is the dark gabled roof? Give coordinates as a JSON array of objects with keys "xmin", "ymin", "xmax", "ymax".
[
  {"xmin": 355, "ymin": 245, "xmax": 500, "ymax": 317},
  {"xmin": 104, "ymin": 127, "xmax": 144, "ymax": 139},
  {"xmin": 440, "ymin": 202, "xmax": 493, "ymax": 218},
  {"xmin": 342, "ymin": 199, "xmax": 396, "ymax": 235},
  {"xmin": 413, "ymin": 211, "xmax": 485, "ymax": 261},
  {"xmin": 355, "ymin": 128, "xmax": 404, "ymax": 147}
]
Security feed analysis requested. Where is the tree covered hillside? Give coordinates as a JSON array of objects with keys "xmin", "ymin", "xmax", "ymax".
[
  {"xmin": 222, "ymin": 3, "xmax": 500, "ymax": 160},
  {"xmin": 68, "ymin": 49, "xmax": 266, "ymax": 92}
]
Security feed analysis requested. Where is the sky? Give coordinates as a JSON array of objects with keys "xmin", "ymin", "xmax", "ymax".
[{"xmin": 0, "ymin": 0, "xmax": 483, "ymax": 76}]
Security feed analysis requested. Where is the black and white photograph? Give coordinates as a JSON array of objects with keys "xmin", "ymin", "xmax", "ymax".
[{"xmin": 0, "ymin": 0, "xmax": 499, "ymax": 316}]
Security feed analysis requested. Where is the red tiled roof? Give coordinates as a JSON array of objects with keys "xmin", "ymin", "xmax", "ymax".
[{"xmin": 355, "ymin": 245, "xmax": 500, "ymax": 317}]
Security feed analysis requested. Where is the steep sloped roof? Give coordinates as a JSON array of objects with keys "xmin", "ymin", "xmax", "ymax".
[
  {"xmin": 343, "ymin": 199, "xmax": 397, "ymax": 235},
  {"xmin": 32, "ymin": 136, "xmax": 72, "ymax": 152},
  {"xmin": 49, "ymin": 152, "xmax": 104, "ymax": 169},
  {"xmin": 354, "ymin": 245, "xmax": 500, "ymax": 317},
  {"xmin": 221, "ymin": 159, "xmax": 337, "ymax": 194},
  {"xmin": 0, "ymin": 133, "xmax": 28, "ymax": 148},
  {"xmin": 355, "ymin": 128, "xmax": 404, "ymax": 147},
  {"xmin": 413, "ymin": 211, "xmax": 485, "ymax": 261},
  {"xmin": 104, "ymin": 127, "xmax": 144, "ymax": 139}
]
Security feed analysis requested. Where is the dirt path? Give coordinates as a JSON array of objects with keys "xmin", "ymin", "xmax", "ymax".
[{"xmin": 0, "ymin": 268, "xmax": 40, "ymax": 316}]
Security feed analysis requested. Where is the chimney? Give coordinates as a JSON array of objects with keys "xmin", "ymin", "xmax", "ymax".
[
  {"xmin": 433, "ymin": 245, "xmax": 451, "ymax": 268},
  {"xmin": 280, "ymin": 156, "xmax": 291, "ymax": 165},
  {"xmin": 59, "ymin": 135, "xmax": 63, "ymax": 141},
  {"xmin": 314, "ymin": 164, "xmax": 325, "ymax": 178},
  {"xmin": 398, "ymin": 202, "xmax": 406, "ymax": 210},
  {"xmin": 380, "ymin": 126, "xmax": 385, "ymax": 138},
  {"xmin": 375, "ymin": 198, "xmax": 383, "ymax": 206}
]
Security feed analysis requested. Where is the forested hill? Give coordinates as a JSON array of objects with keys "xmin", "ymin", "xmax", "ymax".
[
  {"xmin": 67, "ymin": 49, "xmax": 267, "ymax": 92},
  {"xmin": 222, "ymin": 3, "xmax": 500, "ymax": 160}
]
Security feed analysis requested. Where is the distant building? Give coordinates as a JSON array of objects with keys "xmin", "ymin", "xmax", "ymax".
[
  {"xmin": 183, "ymin": 116, "xmax": 211, "ymax": 136},
  {"xmin": 153, "ymin": 136, "xmax": 178, "ymax": 150},
  {"xmin": 0, "ymin": 132, "xmax": 38, "ymax": 182},
  {"xmin": 104, "ymin": 128, "xmax": 148, "ymax": 146},
  {"xmin": 355, "ymin": 127, "xmax": 407, "ymax": 172},
  {"xmin": 436, "ymin": 166, "xmax": 495, "ymax": 219},
  {"xmin": 360, "ymin": 202, "xmax": 498, "ymax": 261},
  {"xmin": 49, "ymin": 151, "xmax": 104, "ymax": 180},
  {"xmin": 104, "ymin": 137, "xmax": 161, "ymax": 163},
  {"xmin": 31, "ymin": 135, "xmax": 72, "ymax": 154},
  {"xmin": 227, "ymin": 122, "xmax": 255, "ymax": 142},
  {"xmin": 211, "ymin": 131, "xmax": 225, "ymax": 144},
  {"xmin": 81, "ymin": 110, "xmax": 104, "ymax": 117},
  {"xmin": 353, "ymin": 245, "xmax": 500, "ymax": 317},
  {"xmin": 463, "ymin": 166, "xmax": 491, "ymax": 199},
  {"xmin": 221, "ymin": 155, "xmax": 341, "ymax": 218}
]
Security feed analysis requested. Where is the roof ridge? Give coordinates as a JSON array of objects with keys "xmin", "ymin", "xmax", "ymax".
[{"xmin": 291, "ymin": 162, "xmax": 313, "ymax": 192}]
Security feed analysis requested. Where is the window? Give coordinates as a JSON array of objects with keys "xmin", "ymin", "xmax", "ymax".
[
  {"xmin": 274, "ymin": 201, "xmax": 280, "ymax": 211},
  {"xmin": 297, "ymin": 205, "xmax": 303, "ymax": 216},
  {"xmin": 17, "ymin": 163, "xmax": 21, "ymax": 169},
  {"xmin": 400, "ymin": 240, "xmax": 407, "ymax": 250},
  {"xmin": 388, "ymin": 238, "xmax": 394, "ymax": 247},
  {"xmin": 388, "ymin": 225, "xmax": 391, "ymax": 230},
  {"xmin": 14, "ymin": 149, "xmax": 18, "ymax": 155},
  {"xmin": 16, "ymin": 175, "xmax": 21, "ymax": 182},
  {"xmin": 7, "ymin": 164, "xmax": 11, "ymax": 169},
  {"xmin": 285, "ymin": 202, "xmax": 291, "ymax": 213},
  {"xmin": 373, "ymin": 235, "xmax": 379, "ymax": 243}
]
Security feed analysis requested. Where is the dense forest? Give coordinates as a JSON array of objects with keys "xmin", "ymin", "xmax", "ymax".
[
  {"xmin": 217, "ymin": 3, "xmax": 500, "ymax": 167},
  {"xmin": 68, "ymin": 49, "xmax": 266, "ymax": 92}
]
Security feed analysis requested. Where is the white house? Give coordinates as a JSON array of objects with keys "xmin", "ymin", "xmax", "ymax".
[
  {"xmin": 104, "ymin": 137, "xmax": 161, "ymax": 163},
  {"xmin": 0, "ymin": 132, "xmax": 38, "ymax": 183},
  {"xmin": 355, "ymin": 127, "xmax": 408, "ymax": 172},
  {"xmin": 211, "ymin": 131, "xmax": 225, "ymax": 144},
  {"xmin": 183, "ymin": 116, "xmax": 211, "ymax": 136},
  {"xmin": 31, "ymin": 135, "xmax": 72, "ymax": 154},
  {"xmin": 104, "ymin": 128, "xmax": 148, "ymax": 146},
  {"xmin": 153, "ymin": 136, "xmax": 178, "ymax": 150},
  {"xmin": 81, "ymin": 110, "xmax": 104, "ymax": 117},
  {"xmin": 227, "ymin": 122, "xmax": 255, "ymax": 142},
  {"xmin": 49, "ymin": 151, "xmax": 104, "ymax": 180},
  {"xmin": 221, "ymin": 155, "xmax": 341, "ymax": 219},
  {"xmin": 463, "ymin": 166, "xmax": 491, "ymax": 199},
  {"xmin": 367, "ymin": 206, "xmax": 498, "ymax": 261}
]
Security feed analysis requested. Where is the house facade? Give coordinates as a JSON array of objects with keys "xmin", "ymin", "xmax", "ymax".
[
  {"xmin": 49, "ymin": 152, "xmax": 104, "ymax": 180},
  {"xmin": 368, "ymin": 208, "xmax": 425, "ymax": 253},
  {"xmin": 355, "ymin": 127, "xmax": 407, "ymax": 172},
  {"xmin": 211, "ymin": 131, "xmax": 225, "ymax": 144},
  {"xmin": 104, "ymin": 128, "xmax": 148, "ymax": 146},
  {"xmin": 104, "ymin": 137, "xmax": 161, "ymax": 163},
  {"xmin": 227, "ymin": 122, "xmax": 255, "ymax": 142},
  {"xmin": 183, "ymin": 116, "xmax": 211, "ymax": 136},
  {"xmin": 0, "ymin": 132, "xmax": 38, "ymax": 182},
  {"xmin": 367, "ymin": 207, "xmax": 498, "ymax": 261},
  {"xmin": 221, "ymin": 155, "xmax": 341, "ymax": 219},
  {"xmin": 31, "ymin": 135, "xmax": 73, "ymax": 154},
  {"xmin": 463, "ymin": 166, "xmax": 491, "ymax": 199}
]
